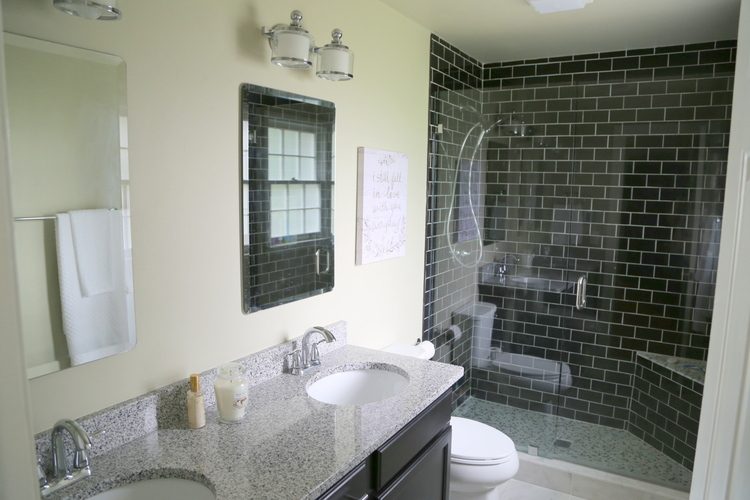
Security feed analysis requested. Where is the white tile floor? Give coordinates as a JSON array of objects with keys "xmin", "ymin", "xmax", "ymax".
[{"xmin": 503, "ymin": 479, "xmax": 586, "ymax": 499}]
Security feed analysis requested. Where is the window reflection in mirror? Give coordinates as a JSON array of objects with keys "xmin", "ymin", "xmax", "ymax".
[{"xmin": 240, "ymin": 84, "xmax": 335, "ymax": 313}]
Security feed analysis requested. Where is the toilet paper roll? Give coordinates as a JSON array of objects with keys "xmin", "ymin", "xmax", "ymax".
[
  {"xmin": 417, "ymin": 340, "xmax": 436, "ymax": 360},
  {"xmin": 384, "ymin": 340, "xmax": 436, "ymax": 360},
  {"xmin": 446, "ymin": 325, "xmax": 463, "ymax": 341}
]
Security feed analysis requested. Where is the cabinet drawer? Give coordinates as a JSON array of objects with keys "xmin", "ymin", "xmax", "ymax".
[
  {"xmin": 319, "ymin": 458, "xmax": 373, "ymax": 500},
  {"xmin": 374, "ymin": 390, "xmax": 451, "ymax": 489}
]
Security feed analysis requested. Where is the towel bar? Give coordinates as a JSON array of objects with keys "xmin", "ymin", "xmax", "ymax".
[{"xmin": 14, "ymin": 209, "xmax": 118, "ymax": 222}]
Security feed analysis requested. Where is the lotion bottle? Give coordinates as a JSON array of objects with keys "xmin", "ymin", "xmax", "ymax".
[{"xmin": 187, "ymin": 373, "xmax": 206, "ymax": 429}]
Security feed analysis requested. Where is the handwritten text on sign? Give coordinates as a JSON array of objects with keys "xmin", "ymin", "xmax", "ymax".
[{"xmin": 356, "ymin": 148, "xmax": 408, "ymax": 265}]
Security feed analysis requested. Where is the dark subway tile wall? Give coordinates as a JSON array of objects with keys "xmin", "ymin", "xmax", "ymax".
[
  {"xmin": 629, "ymin": 356, "xmax": 703, "ymax": 470},
  {"xmin": 478, "ymin": 40, "xmax": 732, "ymax": 429},
  {"xmin": 425, "ymin": 36, "xmax": 733, "ymax": 449}
]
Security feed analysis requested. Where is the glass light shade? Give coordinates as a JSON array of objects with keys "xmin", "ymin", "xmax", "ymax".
[
  {"xmin": 270, "ymin": 29, "xmax": 314, "ymax": 69},
  {"xmin": 316, "ymin": 29, "xmax": 353, "ymax": 81},
  {"xmin": 316, "ymin": 45, "xmax": 354, "ymax": 81},
  {"xmin": 53, "ymin": 0, "xmax": 121, "ymax": 20}
]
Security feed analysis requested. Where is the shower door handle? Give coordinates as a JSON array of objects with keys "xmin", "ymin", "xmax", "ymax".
[
  {"xmin": 576, "ymin": 275, "xmax": 587, "ymax": 310},
  {"xmin": 315, "ymin": 248, "xmax": 331, "ymax": 275}
]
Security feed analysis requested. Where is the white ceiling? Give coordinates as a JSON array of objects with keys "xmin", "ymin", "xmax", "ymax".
[{"xmin": 380, "ymin": 0, "xmax": 741, "ymax": 63}]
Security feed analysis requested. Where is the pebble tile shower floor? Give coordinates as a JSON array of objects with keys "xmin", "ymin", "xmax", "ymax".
[{"xmin": 453, "ymin": 397, "xmax": 692, "ymax": 491}]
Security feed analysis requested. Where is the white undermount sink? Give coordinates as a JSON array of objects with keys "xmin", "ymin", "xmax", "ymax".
[
  {"xmin": 306, "ymin": 366, "xmax": 409, "ymax": 406},
  {"xmin": 88, "ymin": 478, "xmax": 215, "ymax": 500}
]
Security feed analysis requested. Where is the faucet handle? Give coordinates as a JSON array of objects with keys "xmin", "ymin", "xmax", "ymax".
[
  {"xmin": 74, "ymin": 428, "xmax": 104, "ymax": 470},
  {"xmin": 286, "ymin": 349, "xmax": 303, "ymax": 375},
  {"xmin": 37, "ymin": 458, "xmax": 49, "ymax": 490},
  {"xmin": 309, "ymin": 340, "xmax": 325, "ymax": 366},
  {"xmin": 73, "ymin": 450, "xmax": 90, "ymax": 470}
]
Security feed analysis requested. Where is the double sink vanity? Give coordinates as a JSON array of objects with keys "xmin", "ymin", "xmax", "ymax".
[{"xmin": 38, "ymin": 323, "xmax": 463, "ymax": 500}]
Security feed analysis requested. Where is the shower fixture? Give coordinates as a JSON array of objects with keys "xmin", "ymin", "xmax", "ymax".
[
  {"xmin": 441, "ymin": 111, "xmax": 540, "ymax": 269},
  {"xmin": 262, "ymin": 10, "xmax": 354, "ymax": 81},
  {"xmin": 506, "ymin": 115, "xmax": 533, "ymax": 137},
  {"xmin": 493, "ymin": 112, "xmax": 534, "ymax": 137},
  {"xmin": 52, "ymin": 0, "xmax": 121, "ymax": 20},
  {"xmin": 444, "ymin": 116, "xmax": 504, "ymax": 269}
]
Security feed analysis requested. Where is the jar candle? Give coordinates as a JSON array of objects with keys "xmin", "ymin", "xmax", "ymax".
[{"xmin": 214, "ymin": 362, "xmax": 248, "ymax": 423}]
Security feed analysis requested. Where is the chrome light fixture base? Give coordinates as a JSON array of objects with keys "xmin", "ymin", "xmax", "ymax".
[{"xmin": 52, "ymin": 0, "xmax": 121, "ymax": 20}]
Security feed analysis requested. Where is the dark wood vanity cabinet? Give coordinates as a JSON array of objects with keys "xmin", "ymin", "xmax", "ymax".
[
  {"xmin": 319, "ymin": 390, "xmax": 452, "ymax": 500},
  {"xmin": 376, "ymin": 427, "xmax": 451, "ymax": 500}
]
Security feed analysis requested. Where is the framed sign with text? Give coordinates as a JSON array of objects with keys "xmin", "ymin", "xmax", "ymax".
[{"xmin": 355, "ymin": 147, "xmax": 408, "ymax": 265}]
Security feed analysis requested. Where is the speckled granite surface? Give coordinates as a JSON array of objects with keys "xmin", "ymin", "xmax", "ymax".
[
  {"xmin": 454, "ymin": 397, "xmax": 692, "ymax": 491},
  {"xmin": 36, "ymin": 322, "xmax": 348, "ymax": 467},
  {"xmin": 43, "ymin": 343, "xmax": 462, "ymax": 499},
  {"xmin": 637, "ymin": 352, "xmax": 706, "ymax": 385}
]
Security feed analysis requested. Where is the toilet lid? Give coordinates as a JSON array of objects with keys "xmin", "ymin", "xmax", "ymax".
[{"xmin": 450, "ymin": 417, "xmax": 516, "ymax": 465}]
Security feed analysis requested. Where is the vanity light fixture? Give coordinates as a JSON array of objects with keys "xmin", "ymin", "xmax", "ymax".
[
  {"xmin": 52, "ymin": 0, "xmax": 121, "ymax": 20},
  {"xmin": 262, "ymin": 10, "xmax": 354, "ymax": 81}
]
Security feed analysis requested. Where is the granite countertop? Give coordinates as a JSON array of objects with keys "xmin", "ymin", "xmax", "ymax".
[
  {"xmin": 49, "ymin": 345, "xmax": 463, "ymax": 500},
  {"xmin": 637, "ymin": 351, "xmax": 706, "ymax": 385}
]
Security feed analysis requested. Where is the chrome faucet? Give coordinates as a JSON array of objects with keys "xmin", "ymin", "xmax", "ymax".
[
  {"xmin": 497, "ymin": 253, "xmax": 519, "ymax": 276},
  {"xmin": 52, "ymin": 419, "xmax": 91, "ymax": 478},
  {"xmin": 301, "ymin": 326, "xmax": 336, "ymax": 369},
  {"xmin": 39, "ymin": 419, "xmax": 92, "ymax": 496}
]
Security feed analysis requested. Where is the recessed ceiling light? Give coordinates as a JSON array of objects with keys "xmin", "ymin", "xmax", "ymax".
[{"xmin": 526, "ymin": 0, "xmax": 594, "ymax": 14}]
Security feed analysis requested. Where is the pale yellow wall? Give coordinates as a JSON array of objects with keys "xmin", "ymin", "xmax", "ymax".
[
  {"xmin": 2, "ymin": 0, "xmax": 431, "ymax": 432},
  {"xmin": 0, "ymin": 21, "xmax": 42, "ymax": 499}
]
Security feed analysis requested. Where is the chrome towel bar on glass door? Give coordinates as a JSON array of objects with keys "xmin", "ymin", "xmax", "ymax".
[{"xmin": 575, "ymin": 275, "xmax": 587, "ymax": 310}]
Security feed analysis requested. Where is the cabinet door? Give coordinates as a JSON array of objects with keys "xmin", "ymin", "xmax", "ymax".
[
  {"xmin": 375, "ymin": 390, "xmax": 451, "ymax": 489},
  {"xmin": 377, "ymin": 427, "xmax": 451, "ymax": 500}
]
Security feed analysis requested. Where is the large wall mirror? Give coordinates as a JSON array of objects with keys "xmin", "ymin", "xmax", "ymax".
[
  {"xmin": 240, "ymin": 84, "xmax": 335, "ymax": 313},
  {"xmin": 5, "ymin": 33, "xmax": 135, "ymax": 378}
]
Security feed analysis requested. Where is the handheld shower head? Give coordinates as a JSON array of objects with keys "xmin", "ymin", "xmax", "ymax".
[{"xmin": 483, "ymin": 117, "xmax": 504, "ymax": 134}]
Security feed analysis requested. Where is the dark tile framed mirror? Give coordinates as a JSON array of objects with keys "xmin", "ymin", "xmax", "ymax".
[{"xmin": 240, "ymin": 84, "xmax": 335, "ymax": 313}]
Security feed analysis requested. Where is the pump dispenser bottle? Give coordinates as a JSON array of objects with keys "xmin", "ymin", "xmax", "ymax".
[{"xmin": 187, "ymin": 373, "xmax": 206, "ymax": 429}]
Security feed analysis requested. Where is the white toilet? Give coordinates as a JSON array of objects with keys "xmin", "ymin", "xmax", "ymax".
[
  {"xmin": 449, "ymin": 417, "xmax": 519, "ymax": 500},
  {"xmin": 384, "ymin": 340, "xmax": 520, "ymax": 499}
]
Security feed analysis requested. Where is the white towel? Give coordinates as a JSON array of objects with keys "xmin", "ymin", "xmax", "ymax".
[
  {"xmin": 55, "ymin": 211, "xmax": 136, "ymax": 366},
  {"xmin": 69, "ymin": 209, "xmax": 117, "ymax": 297}
]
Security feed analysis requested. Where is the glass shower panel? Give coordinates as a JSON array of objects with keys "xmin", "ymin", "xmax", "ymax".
[
  {"xmin": 538, "ymin": 75, "xmax": 727, "ymax": 489},
  {"xmin": 471, "ymin": 117, "xmax": 573, "ymax": 456},
  {"xmin": 424, "ymin": 84, "xmax": 486, "ymax": 404}
]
